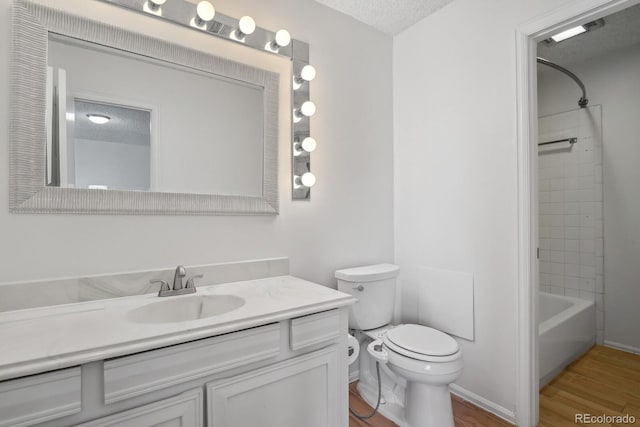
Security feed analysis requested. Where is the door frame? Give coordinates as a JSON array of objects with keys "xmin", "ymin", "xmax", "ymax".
[{"xmin": 515, "ymin": 0, "xmax": 640, "ymax": 425}]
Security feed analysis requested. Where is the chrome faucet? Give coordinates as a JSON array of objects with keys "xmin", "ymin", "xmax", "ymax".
[
  {"xmin": 173, "ymin": 265, "xmax": 186, "ymax": 290},
  {"xmin": 151, "ymin": 266, "xmax": 203, "ymax": 297}
]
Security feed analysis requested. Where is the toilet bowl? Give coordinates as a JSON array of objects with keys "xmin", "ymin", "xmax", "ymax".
[{"xmin": 337, "ymin": 264, "xmax": 463, "ymax": 427}]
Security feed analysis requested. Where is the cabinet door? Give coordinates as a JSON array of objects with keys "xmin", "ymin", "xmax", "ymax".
[
  {"xmin": 206, "ymin": 346, "xmax": 339, "ymax": 427},
  {"xmin": 79, "ymin": 388, "xmax": 202, "ymax": 427}
]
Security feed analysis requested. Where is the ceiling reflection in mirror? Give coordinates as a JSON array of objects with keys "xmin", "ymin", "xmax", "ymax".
[{"xmin": 46, "ymin": 34, "xmax": 265, "ymax": 196}]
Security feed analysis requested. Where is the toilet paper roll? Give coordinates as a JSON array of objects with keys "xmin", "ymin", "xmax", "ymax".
[{"xmin": 347, "ymin": 334, "xmax": 360, "ymax": 365}]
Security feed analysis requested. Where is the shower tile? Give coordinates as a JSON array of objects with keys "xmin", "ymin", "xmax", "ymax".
[
  {"xmin": 550, "ymin": 227, "xmax": 564, "ymax": 239},
  {"xmin": 580, "ymin": 202, "xmax": 594, "ymax": 215},
  {"xmin": 539, "ymin": 238, "xmax": 551, "ymax": 250},
  {"xmin": 595, "ymin": 275, "xmax": 604, "ymax": 293},
  {"xmin": 595, "ymin": 293, "xmax": 604, "ymax": 311},
  {"xmin": 580, "ymin": 278, "xmax": 595, "ymax": 292},
  {"xmin": 579, "ymin": 253, "xmax": 595, "ymax": 267},
  {"xmin": 540, "ymin": 285, "xmax": 551, "ymax": 293},
  {"xmin": 540, "ymin": 262, "xmax": 552, "ymax": 274},
  {"xmin": 595, "ymin": 239, "xmax": 604, "ymax": 257},
  {"xmin": 564, "ymin": 215, "xmax": 580, "ymax": 227},
  {"xmin": 550, "ymin": 286, "xmax": 565, "ymax": 295},
  {"xmin": 550, "ymin": 275, "xmax": 565, "ymax": 287},
  {"xmin": 579, "ymin": 239, "xmax": 595, "ymax": 253},
  {"xmin": 565, "ymin": 288, "xmax": 580, "ymax": 297},
  {"xmin": 579, "ymin": 290, "xmax": 595, "ymax": 301},
  {"xmin": 549, "ymin": 239, "xmax": 564, "ymax": 251},
  {"xmin": 551, "ymin": 263, "xmax": 565, "ymax": 275},
  {"xmin": 579, "ymin": 265, "xmax": 596, "ymax": 279},
  {"xmin": 549, "ymin": 250, "xmax": 565, "ymax": 263},
  {"xmin": 565, "ymin": 227, "xmax": 580, "ymax": 239},
  {"xmin": 565, "ymin": 240, "xmax": 579, "ymax": 252},
  {"xmin": 565, "ymin": 252, "xmax": 579, "ymax": 264},
  {"xmin": 595, "ymin": 258, "xmax": 603, "ymax": 275},
  {"xmin": 580, "ymin": 227, "xmax": 595, "ymax": 240},
  {"xmin": 565, "ymin": 263, "xmax": 579, "ymax": 277},
  {"xmin": 540, "ymin": 273, "xmax": 551, "ymax": 285},
  {"xmin": 565, "ymin": 277, "xmax": 579, "ymax": 289},
  {"xmin": 564, "ymin": 202, "xmax": 580, "ymax": 214}
]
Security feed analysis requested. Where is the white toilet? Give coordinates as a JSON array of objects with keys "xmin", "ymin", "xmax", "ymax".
[{"xmin": 337, "ymin": 264, "xmax": 463, "ymax": 427}]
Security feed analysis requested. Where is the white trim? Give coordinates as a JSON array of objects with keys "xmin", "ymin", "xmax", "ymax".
[
  {"xmin": 449, "ymin": 384, "xmax": 516, "ymax": 424},
  {"xmin": 515, "ymin": 0, "xmax": 640, "ymax": 425},
  {"xmin": 604, "ymin": 340, "xmax": 640, "ymax": 355},
  {"xmin": 349, "ymin": 369, "xmax": 359, "ymax": 383}
]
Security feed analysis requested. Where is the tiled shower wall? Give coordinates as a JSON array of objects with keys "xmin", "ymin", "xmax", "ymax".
[{"xmin": 538, "ymin": 106, "xmax": 604, "ymax": 344}]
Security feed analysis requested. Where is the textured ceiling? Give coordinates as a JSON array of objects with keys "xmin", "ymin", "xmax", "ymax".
[
  {"xmin": 75, "ymin": 100, "xmax": 151, "ymax": 146},
  {"xmin": 313, "ymin": 0, "xmax": 454, "ymax": 35},
  {"xmin": 538, "ymin": 3, "xmax": 640, "ymax": 66}
]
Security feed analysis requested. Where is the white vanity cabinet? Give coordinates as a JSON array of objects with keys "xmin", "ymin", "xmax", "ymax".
[{"xmin": 0, "ymin": 308, "xmax": 349, "ymax": 427}]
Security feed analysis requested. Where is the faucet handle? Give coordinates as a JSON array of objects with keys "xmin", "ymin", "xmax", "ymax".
[
  {"xmin": 150, "ymin": 279, "xmax": 170, "ymax": 296},
  {"xmin": 185, "ymin": 274, "xmax": 204, "ymax": 289}
]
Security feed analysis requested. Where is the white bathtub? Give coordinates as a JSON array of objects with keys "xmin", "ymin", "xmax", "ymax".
[{"xmin": 539, "ymin": 292, "xmax": 596, "ymax": 386}]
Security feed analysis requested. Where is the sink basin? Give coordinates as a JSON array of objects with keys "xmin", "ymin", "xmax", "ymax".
[{"xmin": 128, "ymin": 294, "xmax": 245, "ymax": 323}]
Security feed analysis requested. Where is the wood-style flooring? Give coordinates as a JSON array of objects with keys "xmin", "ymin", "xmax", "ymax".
[
  {"xmin": 539, "ymin": 345, "xmax": 640, "ymax": 427},
  {"xmin": 349, "ymin": 345, "xmax": 640, "ymax": 426},
  {"xmin": 348, "ymin": 382, "xmax": 513, "ymax": 427}
]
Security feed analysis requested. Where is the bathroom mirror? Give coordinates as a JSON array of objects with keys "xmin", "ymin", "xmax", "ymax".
[{"xmin": 10, "ymin": 0, "xmax": 279, "ymax": 214}]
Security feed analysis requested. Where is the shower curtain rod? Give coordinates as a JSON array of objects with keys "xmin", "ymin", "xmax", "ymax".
[{"xmin": 537, "ymin": 57, "xmax": 588, "ymax": 109}]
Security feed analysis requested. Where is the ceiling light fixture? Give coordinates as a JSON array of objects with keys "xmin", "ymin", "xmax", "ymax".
[
  {"xmin": 86, "ymin": 114, "xmax": 111, "ymax": 125},
  {"xmin": 544, "ymin": 19, "xmax": 605, "ymax": 45}
]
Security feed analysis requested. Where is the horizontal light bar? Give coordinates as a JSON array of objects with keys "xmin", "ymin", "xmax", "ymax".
[{"xmin": 551, "ymin": 25, "xmax": 586, "ymax": 42}]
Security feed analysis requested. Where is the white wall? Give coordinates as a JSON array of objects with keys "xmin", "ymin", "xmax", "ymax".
[
  {"xmin": 538, "ymin": 44, "xmax": 640, "ymax": 352},
  {"xmin": 537, "ymin": 107, "xmax": 605, "ymax": 343},
  {"xmin": 393, "ymin": 0, "xmax": 571, "ymax": 416},
  {"xmin": 0, "ymin": 0, "xmax": 394, "ymax": 287}
]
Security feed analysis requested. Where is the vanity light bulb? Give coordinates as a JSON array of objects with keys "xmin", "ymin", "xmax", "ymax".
[
  {"xmin": 301, "ymin": 137, "xmax": 317, "ymax": 153},
  {"xmin": 300, "ymin": 65, "xmax": 316, "ymax": 82},
  {"xmin": 239, "ymin": 16, "xmax": 256, "ymax": 35},
  {"xmin": 300, "ymin": 101, "xmax": 316, "ymax": 117},
  {"xmin": 301, "ymin": 172, "xmax": 316, "ymax": 187},
  {"xmin": 275, "ymin": 29, "xmax": 291, "ymax": 47},
  {"xmin": 149, "ymin": 0, "xmax": 166, "ymax": 6},
  {"xmin": 196, "ymin": 1, "xmax": 215, "ymax": 22},
  {"xmin": 144, "ymin": 0, "xmax": 166, "ymax": 14}
]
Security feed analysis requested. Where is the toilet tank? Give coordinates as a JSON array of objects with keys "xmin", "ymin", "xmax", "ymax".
[{"xmin": 336, "ymin": 264, "xmax": 399, "ymax": 330}]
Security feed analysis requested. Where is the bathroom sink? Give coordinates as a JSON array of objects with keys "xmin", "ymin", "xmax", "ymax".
[{"xmin": 128, "ymin": 294, "xmax": 245, "ymax": 323}]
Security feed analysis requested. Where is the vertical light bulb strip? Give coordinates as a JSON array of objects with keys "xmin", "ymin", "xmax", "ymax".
[{"xmin": 292, "ymin": 40, "xmax": 315, "ymax": 200}]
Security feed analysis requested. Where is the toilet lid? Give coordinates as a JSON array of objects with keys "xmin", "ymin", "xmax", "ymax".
[{"xmin": 386, "ymin": 324, "xmax": 459, "ymax": 356}]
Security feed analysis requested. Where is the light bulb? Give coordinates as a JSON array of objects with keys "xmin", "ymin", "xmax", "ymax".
[
  {"xmin": 144, "ymin": 0, "xmax": 166, "ymax": 15},
  {"xmin": 194, "ymin": 1, "xmax": 215, "ymax": 26},
  {"xmin": 300, "ymin": 65, "xmax": 316, "ymax": 82},
  {"xmin": 87, "ymin": 114, "xmax": 110, "ymax": 125},
  {"xmin": 275, "ymin": 29, "xmax": 291, "ymax": 47},
  {"xmin": 239, "ymin": 16, "xmax": 255, "ymax": 35},
  {"xmin": 301, "ymin": 172, "xmax": 316, "ymax": 187},
  {"xmin": 300, "ymin": 101, "xmax": 316, "ymax": 117},
  {"xmin": 301, "ymin": 137, "xmax": 317, "ymax": 153}
]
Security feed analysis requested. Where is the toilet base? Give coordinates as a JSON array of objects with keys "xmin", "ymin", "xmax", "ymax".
[{"xmin": 406, "ymin": 382, "xmax": 454, "ymax": 427}]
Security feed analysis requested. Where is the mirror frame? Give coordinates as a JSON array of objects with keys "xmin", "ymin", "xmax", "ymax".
[{"xmin": 10, "ymin": 0, "xmax": 280, "ymax": 215}]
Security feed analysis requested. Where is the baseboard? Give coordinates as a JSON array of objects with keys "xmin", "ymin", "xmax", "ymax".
[
  {"xmin": 349, "ymin": 369, "xmax": 359, "ymax": 383},
  {"xmin": 449, "ymin": 384, "xmax": 516, "ymax": 425},
  {"xmin": 604, "ymin": 340, "xmax": 640, "ymax": 355}
]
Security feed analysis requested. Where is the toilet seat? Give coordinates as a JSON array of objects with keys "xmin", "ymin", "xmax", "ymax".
[{"xmin": 383, "ymin": 324, "xmax": 461, "ymax": 363}]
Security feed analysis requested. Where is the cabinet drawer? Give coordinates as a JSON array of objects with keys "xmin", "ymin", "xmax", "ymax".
[
  {"xmin": 290, "ymin": 309, "xmax": 340, "ymax": 351},
  {"xmin": 104, "ymin": 323, "xmax": 280, "ymax": 404},
  {"xmin": 0, "ymin": 367, "xmax": 81, "ymax": 427},
  {"xmin": 79, "ymin": 388, "xmax": 202, "ymax": 427}
]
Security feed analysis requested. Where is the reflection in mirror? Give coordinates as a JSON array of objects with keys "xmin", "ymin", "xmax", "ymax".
[{"xmin": 46, "ymin": 34, "xmax": 264, "ymax": 196}]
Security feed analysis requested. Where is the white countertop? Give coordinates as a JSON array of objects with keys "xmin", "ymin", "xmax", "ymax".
[{"xmin": 0, "ymin": 276, "xmax": 355, "ymax": 381}]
